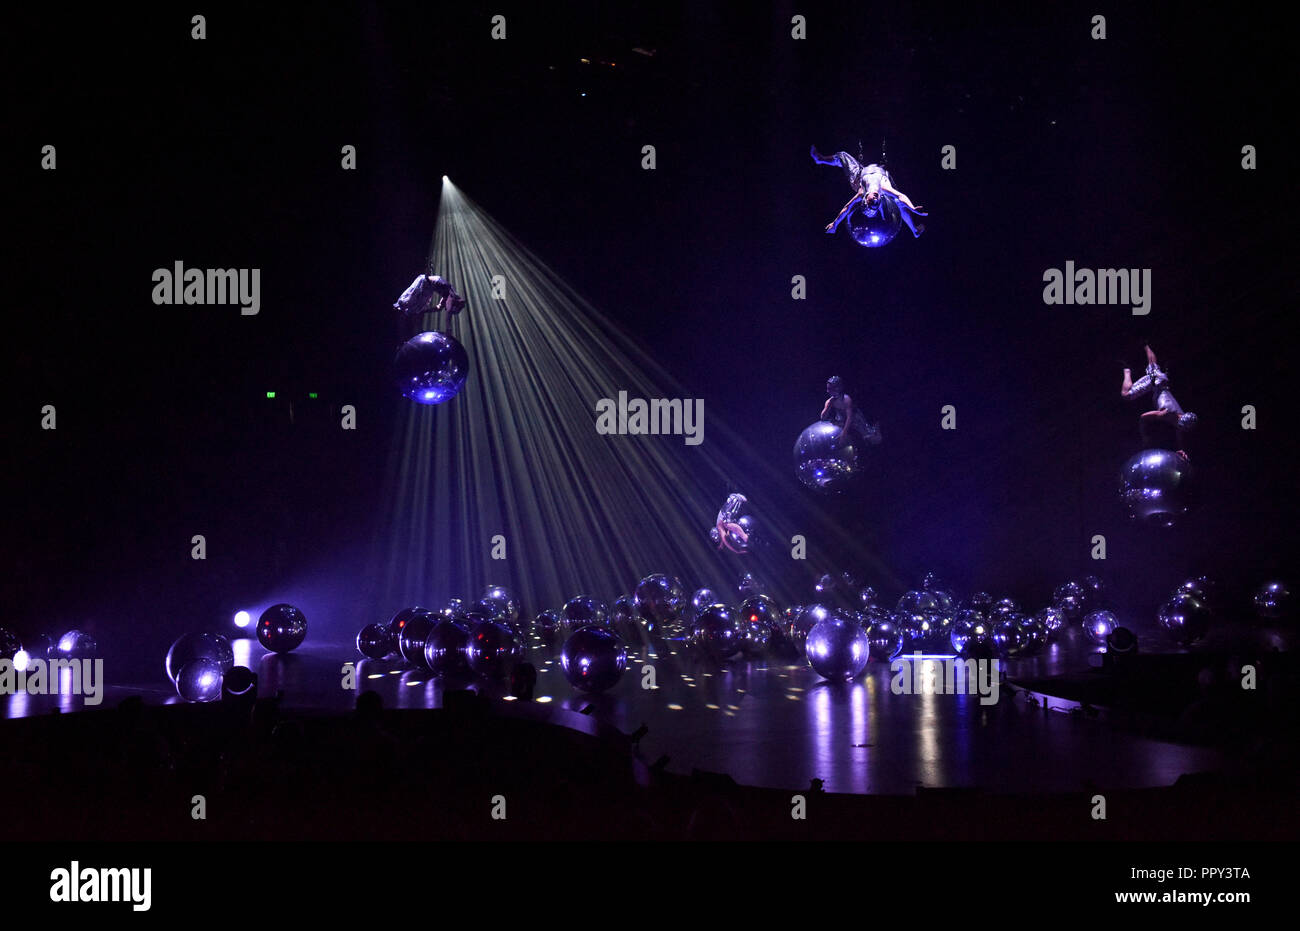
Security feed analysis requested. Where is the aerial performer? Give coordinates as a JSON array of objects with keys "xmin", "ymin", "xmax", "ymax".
[
  {"xmin": 390, "ymin": 269, "xmax": 471, "ymax": 405},
  {"xmin": 1121, "ymin": 345, "xmax": 1197, "ymax": 461},
  {"xmin": 822, "ymin": 376, "xmax": 882, "ymax": 447},
  {"xmin": 712, "ymin": 493, "xmax": 754, "ymax": 554},
  {"xmin": 393, "ymin": 272, "xmax": 466, "ymax": 322},
  {"xmin": 811, "ymin": 146, "xmax": 927, "ymax": 239}
]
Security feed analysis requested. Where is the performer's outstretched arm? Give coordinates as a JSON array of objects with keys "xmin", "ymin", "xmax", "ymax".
[{"xmin": 826, "ymin": 192, "xmax": 863, "ymax": 232}]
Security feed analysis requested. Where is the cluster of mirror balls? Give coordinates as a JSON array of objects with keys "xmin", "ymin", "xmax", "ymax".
[
  {"xmin": 0, "ymin": 629, "xmax": 99, "ymax": 669},
  {"xmin": 347, "ymin": 574, "xmax": 1296, "ymax": 694},
  {"xmin": 354, "ymin": 585, "xmax": 629, "ymax": 694},
  {"xmin": 161, "ymin": 604, "xmax": 307, "ymax": 702}
]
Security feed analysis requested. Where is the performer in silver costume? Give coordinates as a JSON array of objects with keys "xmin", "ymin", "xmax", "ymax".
[
  {"xmin": 1121, "ymin": 345, "xmax": 1197, "ymax": 460},
  {"xmin": 393, "ymin": 273, "xmax": 466, "ymax": 318},
  {"xmin": 811, "ymin": 146, "xmax": 927, "ymax": 238},
  {"xmin": 714, "ymin": 493, "xmax": 750, "ymax": 554},
  {"xmin": 821, "ymin": 376, "xmax": 883, "ymax": 446}
]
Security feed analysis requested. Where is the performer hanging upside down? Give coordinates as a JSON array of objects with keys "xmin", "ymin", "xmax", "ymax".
[
  {"xmin": 1121, "ymin": 345, "xmax": 1197, "ymax": 461},
  {"xmin": 811, "ymin": 146, "xmax": 927, "ymax": 238},
  {"xmin": 715, "ymin": 493, "xmax": 750, "ymax": 554},
  {"xmin": 393, "ymin": 273, "xmax": 466, "ymax": 319},
  {"xmin": 822, "ymin": 376, "xmax": 883, "ymax": 446}
]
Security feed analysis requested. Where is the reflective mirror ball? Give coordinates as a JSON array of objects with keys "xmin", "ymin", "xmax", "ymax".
[
  {"xmin": 1157, "ymin": 595, "xmax": 1211, "ymax": 645},
  {"xmin": 847, "ymin": 193, "xmax": 903, "ymax": 247},
  {"xmin": 950, "ymin": 612, "xmax": 993, "ymax": 658},
  {"xmin": 165, "ymin": 632, "xmax": 235, "ymax": 683},
  {"xmin": 866, "ymin": 619, "xmax": 904, "ymax": 662},
  {"xmin": 692, "ymin": 604, "xmax": 742, "ymax": 661},
  {"xmin": 563, "ymin": 595, "xmax": 610, "ymax": 632},
  {"xmin": 709, "ymin": 514, "xmax": 757, "ymax": 553},
  {"xmin": 55, "ymin": 630, "xmax": 99, "ymax": 659},
  {"xmin": 466, "ymin": 621, "xmax": 521, "ymax": 677},
  {"xmin": 481, "ymin": 585, "xmax": 519, "ymax": 624},
  {"xmin": 560, "ymin": 626, "xmax": 628, "ymax": 693},
  {"xmin": 1253, "ymin": 581, "xmax": 1292, "ymax": 621},
  {"xmin": 789, "ymin": 604, "xmax": 834, "ymax": 655},
  {"xmin": 175, "ymin": 658, "xmax": 225, "ymax": 702},
  {"xmin": 1083, "ymin": 610, "xmax": 1118, "ymax": 644},
  {"xmin": 1119, "ymin": 449, "xmax": 1191, "ymax": 527},
  {"xmin": 395, "ymin": 330, "xmax": 469, "ymax": 405},
  {"xmin": 424, "ymin": 620, "xmax": 470, "ymax": 676},
  {"xmin": 805, "ymin": 614, "xmax": 870, "ymax": 681},
  {"xmin": 257, "ymin": 604, "xmax": 308, "ymax": 654},
  {"xmin": 398, "ymin": 612, "xmax": 437, "ymax": 666},
  {"xmin": 533, "ymin": 610, "xmax": 562, "ymax": 639},
  {"xmin": 356, "ymin": 623, "xmax": 394, "ymax": 660},
  {"xmin": 634, "ymin": 573, "xmax": 687, "ymax": 636},
  {"xmin": 793, "ymin": 420, "xmax": 860, "ymax": 492}
]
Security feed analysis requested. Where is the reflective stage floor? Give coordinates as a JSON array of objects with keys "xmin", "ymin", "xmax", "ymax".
[{"xmin": 2, "ymin": 626, "xmax": 1233, "ymax": 796}]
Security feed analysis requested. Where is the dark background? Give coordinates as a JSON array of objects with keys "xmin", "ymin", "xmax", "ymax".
[{"xmin": 6, "ymin": 1, "xmax": 1295, "ymax": 659}]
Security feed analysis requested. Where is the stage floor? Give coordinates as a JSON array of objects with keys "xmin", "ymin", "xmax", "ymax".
[{"xmin": 2, "ymin": 626, "xmax": 1229, "ymax": 796}]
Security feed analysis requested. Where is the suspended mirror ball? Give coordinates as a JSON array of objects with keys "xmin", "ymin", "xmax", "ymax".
[
  {"xmin": 847, "ymin": 194, "xmax": 903, "ymax": 247},
  {"xmin": 395, "ymin": 330, "xmax": 469, "ymax": 405},
  {"xmin": 424, "ymin": 620, "xmax": 471, "ymax": 676},
  {"xmin": 175, "ymin": 658, "xmax": 225, "ymax": 702},
  {"xmin": 466, "ymin": 621, "xmax": 521, "ymax": 678},
  {"xmin": 560, "ymin": 627, "xmax": 628, "ymax": 693},
  {"xmin": 805, "ymin": 614, "xmax": 870, "ymax": 681},
  {"xmin": 256, "ymin": 604, "xmax": 308, "ymax": 654},
  {"xmin": 165, "ymin": 632, "xmax": 235, "ymax": 684},
  {"xmin": 356, "ymin": 624, "xmax": 393, "ymax": 660},
  {"xmin": 794, "ymin": 421, "xmax": 860, "ymax": 492},
  {"xmin": 709, "ymin": 514, "xmax": 757, "ymax": 553},
  {"xmin": 1119, "ymin": 449, "xmax": 1190, "ymax": 527},
  {"xmin": 1253, "ymin": 581, "xmax": 1292, "ymax": 621}
]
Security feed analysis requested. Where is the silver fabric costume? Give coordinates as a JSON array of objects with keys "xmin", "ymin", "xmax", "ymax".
[
  {"xmin": 1128, "ymin": 363, "xmax": 1198, "ymax": 438},
  {"xmin": 717, "ymin": 493, "xmax": 747, "ymax": 525}
]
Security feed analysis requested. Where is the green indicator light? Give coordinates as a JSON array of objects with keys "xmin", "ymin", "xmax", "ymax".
[
  {"xmin": 266, "ymin": 391, "xmax": 276, "ymax": 399},
  {"xmin": 308, "ymin": 392, "xmax": 318, "ymax": 399}
]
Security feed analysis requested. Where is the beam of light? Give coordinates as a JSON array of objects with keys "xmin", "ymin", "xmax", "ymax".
[{"xmin": 372, "ymin": 180, "xmax": 902, "ymax": 614}]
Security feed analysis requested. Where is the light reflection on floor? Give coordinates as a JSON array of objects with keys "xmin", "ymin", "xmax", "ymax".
[{"xmin": 1, "ymin": 628, "xmax": 1227, "ymax": 795}]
